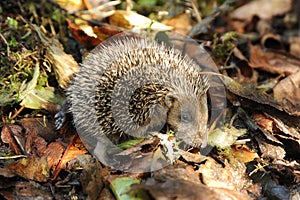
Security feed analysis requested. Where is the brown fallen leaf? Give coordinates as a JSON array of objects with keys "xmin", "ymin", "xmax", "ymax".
[
  {"xmin": 249, "ymin": 44, "xmax": 300, "ymax": 76},
  {"xmin": 231, "ymin": 144, "xmax": 259, "ymax": 163},
  {"xmin": 1, "ymin": 124, "xmax": 23, "ymax": 155},
  {"xmin": 80, "ymin": 160, "xmax": 106, "ymax": 199},
  {"xmin": 222, "ymin": 75, "xmax": 282, "ymax": 111},
  {"xmin": 181, "ymin": 150, "xmax": 208, "ymax": 163},
  {"xmin": 272, "ymin": 159, "xmax": 300, "ymax": 184},
  {"xmin": 288, "ymin": 37, "xmax": 300, "ymax": 57},
  {"xmin": 93, "ymin": 26, "xmax": 123, "ymax": 41},
  {"xmin": 252, "ymin": 111, "xmax": 298, "ymax": 155},
  {"xmin": 198, "ymin": 159, "xmax": 251, "ymax": 191},
  {"xmin": 67, "ymin": 18, "xmax": 102, "ymax": 50},
  {"xmin": 230, "ymin": 0, "xmax": 292, "ymax": 21},
  {"xmin": 133, "ymin": 178, "xmax": 252, "ymax": 200},
  {"xmin": 98, "ymin": 188, "xmax": 116, "ymax": 200},
  {"xmin": 252, "ymin": 113, "xmax": 275, "ymax": 134},
  {"xmin": 237, "ymin": 109, "xmax": 282, "ymax": 144},
  {"xmin": 50, "ymin": 135, "xmax": 87, "ymax": 180},
  {"xmin": 263, "ymin": 113, "xmax": 300, "ymax": 140},
  {"xmin": 162, "ymin": 13, "xmax": 193, "ymax": 35},
  {"xmin": 93, "ymin": 136, "xmax": 172, "ymax": 173},
  {"xmin": 20, "ymin": 118, "xmax": 59, "ymax": 157},
  {"xmin": 273, "ymin": 70, "xmax": 300, "ymax": 116},
  {"xmin": 0, "ymin": 167, "xmax": 16, "ymax": 178},
  {"xmin": 6, "ymin": 157, "xmax": 49, "ymax": 182},
  {"xmin": 41, "ymin": 142, "xmax": 64, "ymax": 171},
  {"xmin": 153, "ymin": 162, "xmax": 202, "ymax": 184},
  {"xmin": 12, "ymin": 181, "xmax": 53, "ymax": 199},
  {"xmin": 20, "ymin": 118, "xmax": 58, "ymax": 142},
  {"xmin": 232, "ymin": 47, "xmax": 259, "ymax": 84},
  {"xmin": 257, "ymin": 141, "xmax": 286, "ymax": 160},
  {"xmin": 30, "ymin": 23, "xmax": 79, "ymax": 89},
  {"xmin": 199, "ymin": 157, "xmax": 252, "ymax": 193}
]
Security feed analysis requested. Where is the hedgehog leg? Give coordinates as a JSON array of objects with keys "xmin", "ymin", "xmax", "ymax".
[{"xmin": 54, "ymin": 100, "xmax": 68, "ymax": 130}]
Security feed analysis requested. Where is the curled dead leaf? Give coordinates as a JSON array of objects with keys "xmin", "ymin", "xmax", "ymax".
[{"xmin": 273, "ymin": 70, "xmax": 300, "ymax": 116}]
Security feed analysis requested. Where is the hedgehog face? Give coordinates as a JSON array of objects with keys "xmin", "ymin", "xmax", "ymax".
[{"xmin": 165, "ymin": 93, "xmax": 208, "ymax": 148}]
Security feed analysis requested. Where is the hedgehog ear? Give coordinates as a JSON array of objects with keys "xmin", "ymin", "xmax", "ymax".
[{"xmin": 165, "ymin": 94, "xmax": 177, "ymax": 108}]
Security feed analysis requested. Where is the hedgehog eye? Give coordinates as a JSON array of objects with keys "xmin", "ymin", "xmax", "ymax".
[{"xmin": 181, "ymin": 113, "xmax": 192, "ymax": 123}]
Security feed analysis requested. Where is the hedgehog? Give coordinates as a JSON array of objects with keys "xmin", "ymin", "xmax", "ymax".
[{"xmin": 58, "ymin": 36, "xmax": 209, "ymax": 149}]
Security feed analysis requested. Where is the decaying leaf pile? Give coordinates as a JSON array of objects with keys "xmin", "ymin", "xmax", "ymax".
[{"xmin": 0, "ymin": 0, "xmax": 299, "ymax": 199}]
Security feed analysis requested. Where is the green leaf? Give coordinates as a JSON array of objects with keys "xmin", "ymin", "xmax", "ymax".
[
  {"xmin": 208, "ymin": 124, "xmax": 247, "ymax": 148},
  {"xmin": 117, "ymin": 138, "xmax": 145, "ymax": 150},
  {"xmin": 138, "ymin": 0, "xmax": 157, "ymax": 7},
  {"xmin": 110, "ymin": 177, "xmax": 147, "ymax": 200},
  {"xmin": 19, "ymin": 63, "xmax": 62, "ymax": 109},
  {"xmin": 20, "ymin": 87, "xmax": 56, "ymax": 109},
  {"xmin": 7, "ymin": 17, "xmax": 18, "ymax": 29}
]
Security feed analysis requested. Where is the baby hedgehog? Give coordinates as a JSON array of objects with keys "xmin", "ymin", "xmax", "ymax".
[{"xmin": 63, "ymin": 36, "xmax": 209, "ymax": 148}]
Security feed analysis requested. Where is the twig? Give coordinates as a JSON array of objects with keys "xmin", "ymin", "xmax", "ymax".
[
  {"xmin": 188, "ymin": 0, "xmax": 236, "ymax": 37},
  {"xmin": 0, "ymin": 155, "xmax": 27, "ymax": 160},
  {"xmin": 189, "ymin": 0, "xmax": 202, "ymax": 22},
  {"xmin": 9, "ymin": 106, "xmax": 25, "ymax": 120},
  {"xmin": 0, "ymin": 33, "xmax": 10, "ymax": 57}
]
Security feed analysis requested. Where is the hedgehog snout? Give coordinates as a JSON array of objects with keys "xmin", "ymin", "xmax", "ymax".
[{"xmin": 164, "ymin": 94, "xmax": 208, "ymax": 147}]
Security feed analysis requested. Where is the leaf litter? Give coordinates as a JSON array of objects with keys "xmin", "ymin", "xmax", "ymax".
[{"xmin": 0, "ymin": 0, "xmax": 300, "ymax": 199}]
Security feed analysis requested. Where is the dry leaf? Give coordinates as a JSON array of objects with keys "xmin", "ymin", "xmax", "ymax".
[
  {"xmin": 231, "ymin": 0, "xmax": 292, "ymax": 21},
  {"xmin": 273, "ymin": 70, "xmax": 300, "ymax": 116},
  {"xmin": 1, "ymin": 125, "xmax": 23, "ymax": 155},
  {"xmin": 52, "ymin": 0, "xmax": 85, "ymax": 12},
  {"xmin": 231, "ymin": 145, "xmax": 259, "ymax": 163},
  {"xmin": 288, "ymin": 37, "xmax": 300, "ymax": 57},
  {"xmin": 249, "ymin": 44, "xmax": 300, "ymax": 75},
  {"xmin": 6, "ymin": 157, "xmax": 49, "ymax": 182},
  {"xmin": 257, "ymin": 141, "xmax": 286, "ymax": 159},
  {"xmin": 80, "ymin": 160, "xmax": 105, "ymax": 199},
  {"xmin": 67, "ymin": 18, "xmax": 102, "ymax": 49},
  {"xmin": 51, "ymin": 136, "xmax": 87, "ymax": 180},
  {"xmin": 198, "ymin": 157, "xmax": 252, "ymax": 193},
  {"xmin": 134, "ymin": 178, "xmax": 252, "ymax": 200},
  {"xmin": 30, "ymin": 24, "xmax": 79, "ymax": 89},
  {"xmin": 162, "ymin": 13, "xmax": 192, "ymax": 35},
  {"xmin": 109, "ymin": 10, "xmax": 172, "ymax": 31}
]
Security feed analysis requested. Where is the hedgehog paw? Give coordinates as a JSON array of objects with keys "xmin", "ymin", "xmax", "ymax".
[{"xmin": 55, "ymin": 110, "xmax": 66, "ymax": 130}]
